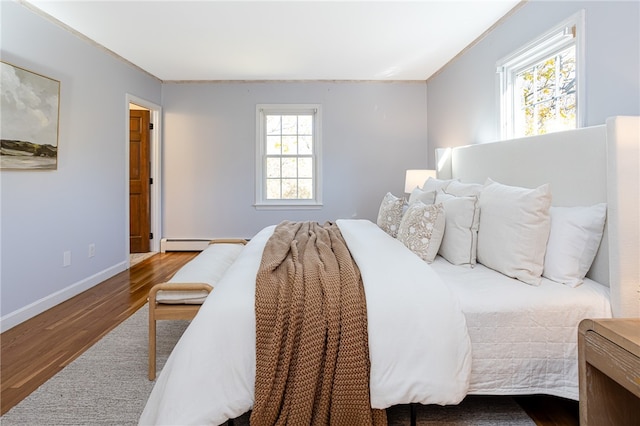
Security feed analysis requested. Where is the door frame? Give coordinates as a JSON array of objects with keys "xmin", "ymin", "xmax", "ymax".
[{"xmin": 125, "ymin": 94, "xmax": 162, "ymax": 262}]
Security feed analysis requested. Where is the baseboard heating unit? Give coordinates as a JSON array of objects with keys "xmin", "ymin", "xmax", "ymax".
[{"xmin": 159, "ymin": 239, "xmax": 212, "ymax": 252}]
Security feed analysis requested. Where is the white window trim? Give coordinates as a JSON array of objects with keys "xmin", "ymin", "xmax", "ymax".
[
  {"xmin": 255, "ymin": 104, "xmax": 323, "ymax": 210},
  {"xmin": 497, "ymin": 10, "xmax": 585, "ymax": 139}
]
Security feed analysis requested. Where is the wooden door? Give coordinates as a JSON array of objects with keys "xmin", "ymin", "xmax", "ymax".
[{"xmin": 129, "ymin": 109, "xmax": 151, "ymax": 253}]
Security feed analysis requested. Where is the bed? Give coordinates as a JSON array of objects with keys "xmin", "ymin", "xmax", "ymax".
[
  {"xmin": 430, "ymin": 115, "xmax": 639, "ymax": 400},
  {"xmin": 139, "ymin": 116, "xmax": 639, "ymax": 425}
]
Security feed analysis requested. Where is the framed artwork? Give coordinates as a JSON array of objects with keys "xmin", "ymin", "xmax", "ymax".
[{"xmin": 1, "ymin": 61, "xmax": 60, "ymax": 170}]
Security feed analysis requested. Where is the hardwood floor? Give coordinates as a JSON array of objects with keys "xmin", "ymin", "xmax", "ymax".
[
  {"xmin": 1, "ymin": 252, "xmax": 579, "ymax": 425},
  {"xmin": 0, "ymin": 251, "xmax": 197, "ymax": 416},
  {"xmin": 515, "ymin": 395, "xmax": 579, "ymax": 425}
]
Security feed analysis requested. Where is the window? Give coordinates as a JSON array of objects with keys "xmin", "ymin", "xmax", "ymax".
[
  {"xmin": 255, "ymin": 104, "xmax": 322, "ymax": 209},
  {"xmin": 498, "ymin": 11, "xmax": 584, "ymax": 139}
]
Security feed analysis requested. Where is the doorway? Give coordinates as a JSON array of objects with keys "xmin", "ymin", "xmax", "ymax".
[
  {"xmin": 126, "ymin": 95, "xmax": 161, "ymax": 264},
  {"xmin": 129, "ymin": 107, "xmax": 150, "ymax": 253}
]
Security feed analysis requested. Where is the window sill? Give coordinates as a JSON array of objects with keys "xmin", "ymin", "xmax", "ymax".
[{"xmin": 254, "ymin": 202, "xmax": 323, "ymax": 211}]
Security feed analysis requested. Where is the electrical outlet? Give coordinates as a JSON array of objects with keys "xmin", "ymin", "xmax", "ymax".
[
  {"xmin": 63, "ymin": 251, "xmax": 71, "ymax": 267},
  {"xmin": 88, "ymin": 243, "xmax": 96, "ymax": 258}
]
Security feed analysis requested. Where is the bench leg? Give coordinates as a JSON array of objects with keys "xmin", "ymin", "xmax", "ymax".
[{"xmin": 149, "ymin": 305, "xmax": 157, "ymax": 380}]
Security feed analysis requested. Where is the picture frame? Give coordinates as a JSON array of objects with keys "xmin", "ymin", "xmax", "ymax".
[{"xmin": 1, "ymin": 61, "xmax": 60, "ymax": 170}]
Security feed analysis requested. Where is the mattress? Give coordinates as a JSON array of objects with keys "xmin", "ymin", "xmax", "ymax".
[{"xmin": 430, "ymin": 256, "xmax": 612, "ymax": 400}]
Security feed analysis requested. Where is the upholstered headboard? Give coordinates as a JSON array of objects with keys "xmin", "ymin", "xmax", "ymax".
[{"xmin": 436, "ymin": 116, "xmax": 639, "ymax": 318}]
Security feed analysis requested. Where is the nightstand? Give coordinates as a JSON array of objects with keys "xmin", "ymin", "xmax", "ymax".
[{"xmin": 578, "ymin": 318, "xmax": 640, "ymax": 426}]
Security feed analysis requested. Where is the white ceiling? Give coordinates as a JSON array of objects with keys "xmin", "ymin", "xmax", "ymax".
[{"xmin": 23, "ymin": 0, "xmax": 521, "ymax": 82}]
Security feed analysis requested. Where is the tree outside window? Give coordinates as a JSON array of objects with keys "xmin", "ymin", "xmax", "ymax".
[
  {"xmin": 498, "ymin": 11, "xmax": 583, "ymax": 139},
  {"xmin": 515, "ymin": 45, "xmax": 576, "ymax": 137}
]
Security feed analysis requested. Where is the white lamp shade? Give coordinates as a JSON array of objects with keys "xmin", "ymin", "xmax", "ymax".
[{"xmin": 404, "ymin": 169, "xmax": 436, "ymax": 193}]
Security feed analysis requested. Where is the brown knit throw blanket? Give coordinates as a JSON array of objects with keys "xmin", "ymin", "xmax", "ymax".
[{"xmin": 251, "ymin": 221, "xmax": 387, "ymax": 426}]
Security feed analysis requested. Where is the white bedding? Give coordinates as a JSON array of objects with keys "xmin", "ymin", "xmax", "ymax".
[
  {"xmin": 139, "ymin": 220, "xmax": 472, "ymax": 425},
  {"xmin": 430, "ymin": 256, "xmax": 612, "ymax": 400}
]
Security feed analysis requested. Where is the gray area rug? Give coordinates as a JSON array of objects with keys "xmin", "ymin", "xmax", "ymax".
[
  {"xmin": 1, "ymin": 307, "xmax": 535, "ymax": 426},
  {"xmin": 130, "ymin": 252, "xmax": 157, "ymax": 267}
]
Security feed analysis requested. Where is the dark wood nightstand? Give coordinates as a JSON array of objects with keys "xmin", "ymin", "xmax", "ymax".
[{"xmin": 578, "ymin": 318, "xmax": 640, "ymax": 426}]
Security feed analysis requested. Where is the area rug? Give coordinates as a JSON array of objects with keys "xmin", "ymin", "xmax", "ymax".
[
  {"xmin": 130, "ymin": 252, "xmax": 157, "ymax": 267},
  {"xmin": 1, "ymin": 307, "xmax": 535, "ymax": 426}
]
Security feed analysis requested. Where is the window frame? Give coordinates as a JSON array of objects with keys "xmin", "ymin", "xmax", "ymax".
[
  {"xmin": 497, "ymin": 10, "xmax": 585, "ymax": 139},
  {"xmin": 255, "ymin": 104, "xmax": 323, "ymax": 210}
]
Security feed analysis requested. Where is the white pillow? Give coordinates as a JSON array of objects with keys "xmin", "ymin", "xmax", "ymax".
[
  {"xmin": 397, "ymin": 201, "xmax": 445, "ymax": 263},
  {"xmin": 376, "ymin": 192, "xmax": 405, "ymax": 238},
  {"xmin": 445, "ymin": 180, "xmax": 483, "ymax": 197},
  {"xmin": 543, "ymin": 203, "xmax": 607, "ymax": 287},
  {"xmin": 422, "ymin": 177, "xmax": 455, "ymax": 192},
  {"xmin": 436, "ymin": 191, "xmax": 480, "ymax": 266},
  {"xmin": 408, "ymin": 187, "xmax": 436, "ymax": 205},
  {"xmin": 477, "ymin": 178, "xmax": 552, "ymax": 286}
]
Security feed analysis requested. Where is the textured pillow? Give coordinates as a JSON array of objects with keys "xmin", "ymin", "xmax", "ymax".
[
  {"xmin": 376, "ymin": 192, "xmax": 405, "ymax": 238},
  {"xmin": 397, "ymin": 201, "xmax": 445, "ymax": 263},
  {"xmin": 422, "ymin": 177, "xmax": 455, "ymax": 193},
  {"xmin": 477, "ymin": 178, "xmax": 552, "ymax": 286},
  {"xmin": 408, "ymin": 187, "xmax": 436, "ymax": 205},
  {"xmin": 543, "ymin": 203, "xmax": 607, "ymax": 287},
  {"xmin": 445, "ymin": 180, "xmax": 483, "ymax": 197},
  {"xmin": 436, "ymin": 191, "xmax": 480, "ymax": 266}
]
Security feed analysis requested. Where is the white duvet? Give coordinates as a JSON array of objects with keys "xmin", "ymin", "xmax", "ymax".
[
  {"xmin": 430, "ymin": 257, "xmax": 612, "ymax": 400},
  {"xmin": 139, "ymin": 220, "xmax": 472, "ymax": 425}
]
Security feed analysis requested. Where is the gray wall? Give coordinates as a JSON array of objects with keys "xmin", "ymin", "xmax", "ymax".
[
  {"xmin": 162, "ymin": 82, "xmax": 429, "ymax": 239},
  {"xmin": 1, "ymin": 2, "xmax": 162, "ymax": 328},
  {"xmin": 427, "ymin": 0, "xmax": 640, "ymax": 165}
]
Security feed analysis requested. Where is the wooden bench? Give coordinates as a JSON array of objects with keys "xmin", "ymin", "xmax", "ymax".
[{"xmin": 148, "ymin": 238, "xmax": 247, "ymax": 380}]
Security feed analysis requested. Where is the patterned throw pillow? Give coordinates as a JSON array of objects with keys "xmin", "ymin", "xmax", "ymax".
[
  {"xmin": 376, "ymin": 192, "xmax": 405, "ymax": 238},
  {"xmin": 397, "ymin": 201, "xmax": 445, "ymax": 263}
]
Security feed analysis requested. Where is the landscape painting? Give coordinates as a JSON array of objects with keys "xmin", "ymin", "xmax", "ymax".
[{"xmin": 1, "ymin": 61, "xmax": 60, "ymax": 170}]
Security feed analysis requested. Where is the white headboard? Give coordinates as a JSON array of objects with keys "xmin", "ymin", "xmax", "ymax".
[{"xmin": 436, "ymin": 116, "xmax": 639, "ymax": 318}]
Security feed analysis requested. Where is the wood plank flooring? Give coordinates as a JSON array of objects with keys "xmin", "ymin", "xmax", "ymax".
[
  {"xmin": 0, "ymin": 251, "xmax": 578, "ymax": 424},
  {"xmin": 0, "ymin": 251, "xmax": 197, "ymax": 415}
]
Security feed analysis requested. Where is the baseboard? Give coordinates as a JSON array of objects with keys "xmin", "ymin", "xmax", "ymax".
[
  {"xmin": 160, "ymin": 238, "xmax": 211, "ymax": 252},
  {"xmin": 0, "ymin": 261, "xmax": 128, "ymax": 333}
]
